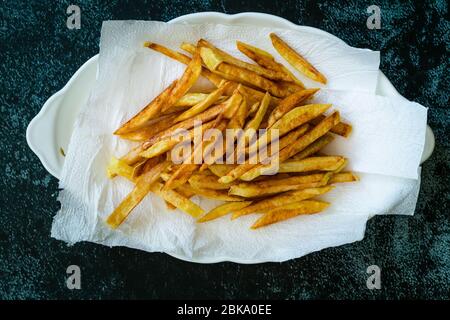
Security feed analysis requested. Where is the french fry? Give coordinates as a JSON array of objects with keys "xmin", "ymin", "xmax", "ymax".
[
  {"xmin": 209, "ymin": 164, "xmax": 236, "ymax": 177},
  {"xmin": 239, "ymin": 112, "xmax": 340, "ymax": 181},
  {"xmin": 248, "ymin": 101, "xmax": 260, "ymax": 116},
  {"xmin": 173, "ymin": 93, "xmax": 210, "ymax": 108},
  {"xmin": 245, "ymin": 92, "xmax": 271, "ymax": 130},
  {"xmin": 180, "ymin": 184, "xmax": 244, "ymax": 201},
  {"xmin": 267, "ymin": 88, "xmax": 320, "ymax": 127},
  {"xmin": 229, "ymin": 179, "xmax": 327, "ymax": 198},
  {"xmin": 200, "ymin": 47, "xmax": 290, "ymax": 98},
  {"xmin": 175, "ymin": 82, "xmax": 231, "ymax": 122},
  {"xmin": 310, "ymin": 115, "xmax": 352, "ymax": 137},
  {"xmin": 146, "ymin": 42, "xmax": 224, "ymax": 86},
  {"xmin": 146, "ymin": 103, "xmax": 224, "ymax": 145},
  {"xmin": 114, "ymin": 80, "xmax": 177, "ymax": 135},
  {"xmin": 236, "ymin": 41, "xmax": 305, "ymax": 87},
  {"xmin": 329, "ymin": 172, "xmax": 359, "ymax": 184},
  {"xmin": 161, "ymin": 51, "xmax": 202, "ymax": 112},
  {"xmin": 106, "ymin": 157, "xmax": 134, "ymax": 181},
  {"xmin": 198, "ymin": 201, "xmax": 252, "ymax": 223},
  {"xmin": 251, "ymin": 173, "xmax": 328, "ymax": 187},
  {"xmin": 106, "ymin": 161, "xmax": 170, "ymax": 228},
  {"xmin": 164, "ymin": 119, "xmax": 227, "ymax": 190},
  {"xmin": 198, "ymin": 39, "xmax": 291, "ymax": 81},
  {"xmin": 270, "ymin": 33, "xmax": 327, "ymax": 84},
  {"xmin": 151, "ymin": 182, "xmax": 204, "ymax": 218},
  {"xmin": 292, "ymin": 133, "xmax": 334, "ymax": 160},
  {"xmin": 118, "ymin": 112, "xmax": 180, "ymax": 142},
  {"xmin": 228, "ymin": 97, "xmax": 248, "ymax": 129},
  {"xmin": 251, "ymin": 200, "xmax": 329, "ymax": 229},
  {"xmin": 278, "ymin": 156, "xmax": 347, "ymax": 173},
  {"xmin": 231, "ymin": 186, "xmax": 333, "ymax": 219},
  {"xmin": 188, "ymin": 174, "xmax": 235, "ymax": 190},
  {"xmin": 139, "ymin": 121, "xmax": 216, "ymax": 159}
]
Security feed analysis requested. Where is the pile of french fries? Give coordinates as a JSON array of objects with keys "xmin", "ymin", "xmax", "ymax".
[{"xmin": 106, "ymin": 33, "xmax": 358, "ymax": 230}]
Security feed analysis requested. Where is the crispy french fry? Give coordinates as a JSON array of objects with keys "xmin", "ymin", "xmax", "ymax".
[
  {"xmin": 175, "ymin": 82, "xmax": 231, "ymax": 122},
  {"xmin": 270, "ymin": 33, "xmax": 327, "ymax": 84},
  {"xmin": 106, "ymin": 157, "xmax": 134, "ymax": 181},
  {"xmin": 164, "ymin": 119, "xmax": 227, "ymax": 190},
  {"xmin": 267, "ymin": 88, "xmax": 320, "ymax": 127},
  {"xmin": 278, "ymin": 156, "xmax": 347, "ymax": 173},
  {"xmin": 248, "ymin": 101, "xmax": 260, "ymax": 116},
  {"xmin": 161, "ymin": 51, "xmax": 202, "ymax": 112},
  {"xmin": 106, "ymin": 161, "xmax": 170, "ymax": 228},
  {"xmin": 236, "ymin": 41, "xmax": 305, "ymax": 87},
  {"xmin": 146, "ymin": 104, "xmax": 224, "ymax": 145},
  {"xmin": 228, "ymin": 97, "xmax": 248, "ymax": 129},
  {"xmin": 173, "ymin": 93, "xmax": 210, "ymax": 107},
  {"xmin": 198, "ymin": 39, "xmax": 291, "ymax": 81},
  {"xmin": 329, "ymin": 172, "xmax": 359, "ymax": 184},
  {"xmin": 198, "ymin": 201, "xmax": 252, "ymax": 223},
  {"xmin": 118, "ymin": 112, "xmax": 180, "ymax": 142},
  {"xmin": 114, "ymin": 80, "xmax": 177, "ymax": 135},
  {"xmin": 292, "ymin": 133, "xmax": 334, "ymax": 160},
  {"xmin": 239, "ymin": 112, "xmax": 340, "ymax": 181},
  {"xmin": 189, "ymin": 174, "xmax": 235, "ymax": 190},
  {"xmin": 200, "ymin": 47, "xmax": 289, "ymax": 98},
  {"xmin": 228, "ymin": 179, "xmax": 328, "ymax": 198},
  {"xmin": 251, "ymin": 200, "xmax": 329, "ymax": 229},
  {"xmin": 209, "ymin": 164, "xmax": 236, "ymax": 177},
  {"xmin": 181, "ymin": 184, "xmax": 244, "ymax": 201},
  {"xmin": 151, "ymin": 182, "xmax": 204, "ymax": 218},
  {"xmin": 310, "ymin": 115, "xmax": 352, "ymax": 137},
  {"xmin": 251, "ymin": 173, "xmax": 327, "ymax": 187},
  {"xmin": 231, "ymin": 186, "xmax": 333, "ymax": 219},
  {"xmin": 245, "ymin": 92, "xmax": 271, "ymax": 130},
  {"xmin": 139, "ymin": 121, "xmax": 215, "ymax": 159},
  {"xmin": 146, "ymin": 42, "xmax": 224, "ymax": 86}
]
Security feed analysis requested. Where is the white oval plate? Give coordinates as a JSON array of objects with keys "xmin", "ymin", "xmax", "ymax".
[{"xmin": 26, "ymin": 12, "xmax": 434, "ymax": 180}]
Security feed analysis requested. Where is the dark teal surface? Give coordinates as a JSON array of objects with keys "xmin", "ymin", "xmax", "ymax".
[{"xmin": 0, "ymin": 0, "xmax": 449, "ymax": 299}]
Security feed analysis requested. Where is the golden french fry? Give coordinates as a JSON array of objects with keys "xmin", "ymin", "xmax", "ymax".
[
  {"xmin": 175, "ymin": 82, "xmax": 231, "ymax": 122},
  {"xmin": 310, "ymin": 115, "xmax": 352, "ymax": 137},
  {"xmin": 198, "ymin": 39, "xmax": 291, "ymax": 81},
  {"xmin": 200, "ymin": 47, "xmax": 289, "ymax": 98},
  {"xmin": 118, "ymin": 113, "xmax": 181, "ymax": 142},
  {"xmin": 251, "ymin": 173, "xmax": 327, "ymax": 187},
  {"xmin": 329, "ymin": 172, "xmax": 359, "ymax": 184},
  {"xmin": 146, "ymin": 42, "xmax": 224, "ymax": 86},
  {"xmin": 198, "ymin": 201, "xmax": 252, "ymax": 223},
  {"xmin": 161, "ymin": 51, "xmax": 202, "ymax": 112},
  {"xmin": 270, "ymin": 33, "xmax": 327, "ymax": 84},
  {"xmin": 278, "ymin": 156, "xmax": 347, "ymax": 173},
  {"xmin": 106, "ymin": 161, "xmax": 170, "ymax": 228},
  {"xmin": 140, "ymin": 121, "xmax": 215, "ymax": 159},
  {"xmin": 106, "ymin": 157, "xmax": 134, "ymax": 181},
  {"xmin": 114, "ymin": 80, "xmax": 177, "ymax": 135},
  {"xmin": 245, "ymin": 92, "xmax": 271, "ymax": 130},
  {"xmin": 248, "ymin": 101, "xmax": 260, "ymax": 116},
  {"xmin": 181, "ymin": 184, "xmax": 244, "ymax": 201},
  {"xmin": 251, "ymin": 200, "xmax": 329, "ymax": 229},
  {"xmin": 292, "ymin": 133, "xmax": 334, "ymax": 160},
  {"xmin": 188, "ymin": 174, "xmax": 235, "ymax": 190},
  {"xmin": 228, "ymin": 97, "xmax": 248, "ymax": 129},
  {"xmin": 146, "ymin": 104, "xmax": 223, "ymax": 145},
  {"xmin": 267, "ymin": 88, "xmax": 320, "ymax": 127},
  {"xmin": 232, "ymin": 186, "xmax": 333, "ymax": 219},
  {"xmin": 271, "ymin": 104, "xmax": 331, "ymax": 136},
  {"xmin": 173, "ymin": 93, "xmax": 210, "ymax": 108},
  {"xmin": 180, "ymin": 42, "xmax": 197, "ymax": 55},
  {"xmin": 209, "ymin": 164, "xmax": 236, "ymax": 177},
  {"xmin": 151, "ymin": 182, "xmax": 204, "ymax": 218},
  {"xmin": 239, "ymin": 112, "xmax": 340, "ymax": 181},
  {"xmin": 236, "ymin": 41, "xmax": 305, "ymax": 87},
  {"xmin": 228, "ymin": 180, "xmax": 327, "ymax": 198}
]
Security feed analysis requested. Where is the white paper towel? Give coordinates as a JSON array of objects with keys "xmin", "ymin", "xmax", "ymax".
[{"xmin": 51, "ymin": 21, "xmax": 427, "ymax": 263}]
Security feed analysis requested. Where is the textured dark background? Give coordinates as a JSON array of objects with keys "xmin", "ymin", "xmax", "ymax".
[{"xmin": 0, "ymin": 0, "xmax": 449, "ymax": 299}]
